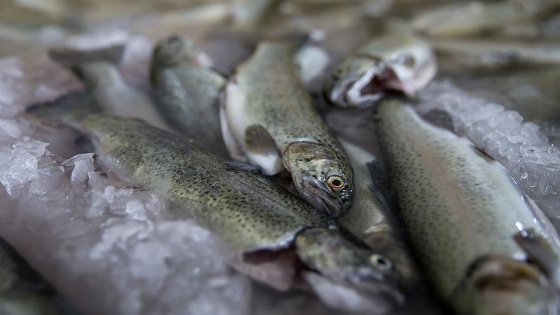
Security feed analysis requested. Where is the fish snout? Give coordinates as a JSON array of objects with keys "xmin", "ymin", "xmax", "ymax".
[{"xmin": 301, "ymin": 175, "xmax": 347, "ymax": 218}]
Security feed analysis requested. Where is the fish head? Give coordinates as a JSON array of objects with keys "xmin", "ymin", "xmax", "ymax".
[
  {"xmin": 451, "ymin": 255, "xmax": 558, "ymax": 315},
  {"xmin": 296, "ymin": 227, "xmax": 405, "ymax": 314},
  {"xmin": 325, "ymin": 35, "xmax": 436, "ymax": 108},
  {"xmin": 151, "ymin": 35, "xmax": 213, "ymax": 69},
  {"xmin": 284, "ymin": 142, "xmax": 354, "ymax": 218},
  {"xmin": 325, "ymin": 57, "xmax": 385, "ymax": 108}
]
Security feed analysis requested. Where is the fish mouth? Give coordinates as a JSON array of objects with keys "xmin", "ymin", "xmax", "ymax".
[
  {"xmin": 333, "ymin": 65, "xmax": 427, "ymax": 108},
  {"xmin": 330, "ymin": 66, "xmax": 400, "ymax": 108},
  {"xmin": 350, "ymin": 67, "xmax": 401, "ymax": 104},
  {"xmin": 301, "ymin": 175, "xmax": 343, "ymax": 217}
]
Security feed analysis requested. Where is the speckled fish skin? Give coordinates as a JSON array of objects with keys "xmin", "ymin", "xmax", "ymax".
[
  {"xmin": 0, "ymin": 238, "xmax": 61, "ymax": 315},
  {"xmin": 324, "ymin": 33, "xmax": 436, "ymax": 108},
  {"xmin": 337, "ymin": 139, "xmax": 421, "ymax": 290},
  {"xmin": 221, "ymin": 40, "xmax": 354, "ymax": 218},
  {"xmin": 376, "ymin": 99, "xmax": 559, "ymax": 315},
  {"xmin": 79, "ymin": 115, "xmax": 402, "ymax": 313},
  {"xmin": 150, "ymin": 36, "xmax": 228, "ymax": 156},
  {"xmin": 83, "ymin": 115, "xmax": 324, "ymax": 253}
]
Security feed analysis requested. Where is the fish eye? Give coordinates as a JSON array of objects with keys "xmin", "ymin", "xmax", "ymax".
[
  {"xmin": 327, "ymin": 176, "xmax": 345, "ymax": 191},
  {"xmin": 395, "ymin": 54, "xmax": 415, "ymax": 68},
  {"xmin": 369, "ymin": 254, "xmax": 392, "ymax": 271}
]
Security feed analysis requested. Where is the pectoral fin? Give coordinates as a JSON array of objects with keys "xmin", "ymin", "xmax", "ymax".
[
  {"xmin": 366, "ymin": 160, "xmax": 392, "ymax": 206},
  {"xmin": 225, "ymin": 161, "xmax": 261, "ymax": 173},
  {"xmin": 219, "ymin": 102, "xmax": 247, "ymax": 162},
  {"xmin": 245, "ymin": 125, "xmax": 277, "ymax": 154},
  {"xmin": 514, "ymin": 228, "xmax": 559, "ymax": 279},
  {"xmin": 244, "ymin": 124, "xmax": 283, "ymax": 175}
]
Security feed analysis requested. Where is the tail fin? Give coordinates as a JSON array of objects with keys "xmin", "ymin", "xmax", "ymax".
[
  {"xmin": 47, "ymin": 44, "xmax": 125, "ymax": 78},
  {"xmin": 25, "ymin": 92, "xmax": 101, "ymax": 130}
]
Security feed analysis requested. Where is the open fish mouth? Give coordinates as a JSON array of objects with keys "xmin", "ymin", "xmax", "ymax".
[{"xmin": 330, "ymin": 66, "xmax": 401, "ymax": 108}]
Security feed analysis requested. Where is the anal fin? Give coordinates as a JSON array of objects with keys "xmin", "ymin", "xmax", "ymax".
[
  {"xmin": 514, "ymin": 228, "xmax": 559, "ymax": 280},
  {"xmin": 225, "ymin": 161, "xmax": 261, "ymax": 173}
]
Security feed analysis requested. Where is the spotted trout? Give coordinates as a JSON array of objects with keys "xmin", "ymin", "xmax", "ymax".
[
  {"xmin": 27, "ymin": 101, "xmax": 403, "ymax": 314},
  {"xmin": 376, "ymin": 99, "xmax": 560, "ymax": 315},
  {"xmin": 221, "ymin": 40, "xmax": 354, "ymax": 218}
]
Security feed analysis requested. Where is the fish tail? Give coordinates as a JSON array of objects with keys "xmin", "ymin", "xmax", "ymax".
[
  {"xmin": 48, "ymin": 44, "xmax": 125, "ymax": 76},
  {"xmin": 25, "ymin": 92, "xmax": 101, "ymax": 130}
]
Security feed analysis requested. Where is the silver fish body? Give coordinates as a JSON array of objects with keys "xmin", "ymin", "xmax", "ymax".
[
  {"xmin": 377, "ymin": 100, "xmax": 560, "ymax": 315},
  {"xmin": 325, "ymin": 32, "xmax": 436, "ymax": 108},
  {"xmin": 337, "ymin": 139, "xmax": 421, "ymax": 289},
  {"xmin": 221, "ymin": 40, "xmax": 354, "ymax": 218},
  {"xmin": 150, "ymin": 36, "xmax": 228, "ymax": 156}
]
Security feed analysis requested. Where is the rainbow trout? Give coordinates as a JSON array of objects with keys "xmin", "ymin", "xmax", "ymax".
[
  {"xmin": 221, "ymin": 40, "xmax": 354, "ymax": 218},
  {"xmin": 377, "ymin": 99, "xmax": 560, "ymax": 315}
]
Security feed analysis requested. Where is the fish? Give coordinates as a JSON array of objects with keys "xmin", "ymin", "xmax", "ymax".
[
  {"xmin": 376, "ymin": 99, "xmax": 560, "ymax": 315},
  {"xmin": 0, "ymin": 238, "xmax": 63, "ymax": 315},
  {"xmin": 48, "ymin": 45, "xmax": 169, "ymax": 131},
  {"xmin": 26, "ymin": 101, "xmax": 404, "ymax": 314},
  {"xmin": 324, "ymin": 32, "xmax": 436, "ymax": 108},
  {"xmin": 337, "ymin": 139, "xmax": 421, "ymax": 289},
  {"xmin": 337, "ymin": 138, "xmax": 446, "ymax": 314},
  {"xmin": 150, "ymin": 36, "xmax": 228, "ymax": 156},
  {"xmin": 431, "ymin": 38, "xmax": 560, "ymax": 71},
  {"xmin": 220, "ymin": 40, "xmax": 354, "ymax": 218},
  {"xmin": 412, "ymin": 0, "xmax": 560, "ymax": 37}
]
